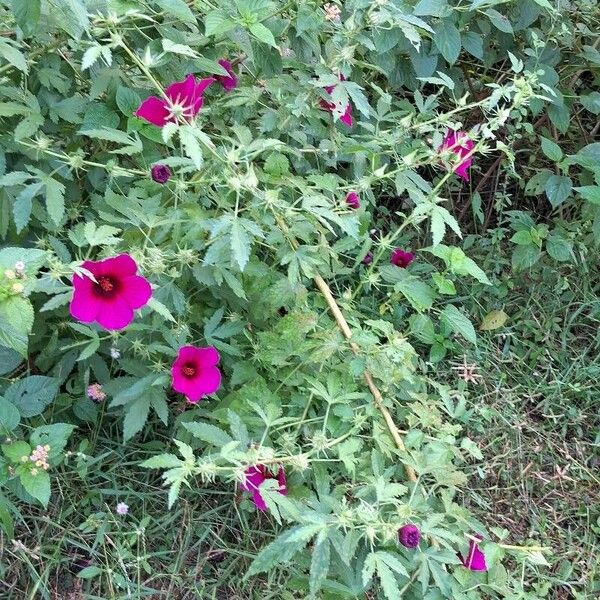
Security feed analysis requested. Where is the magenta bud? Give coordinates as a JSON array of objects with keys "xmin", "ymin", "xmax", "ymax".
[
  {"xmin": 151, "ymin": 164, "xmax": 172, "ymax": 184},
  {"xmin": 398, "ymin": 524, "xmax": 420, "ymax": 548}
]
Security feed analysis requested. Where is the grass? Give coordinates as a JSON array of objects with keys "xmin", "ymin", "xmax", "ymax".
[{"xmin": 446, "ymin": 251, "xmax": 600, "ymax": 598}]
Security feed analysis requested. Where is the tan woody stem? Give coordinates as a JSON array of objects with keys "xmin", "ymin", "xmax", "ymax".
[{"xmin": 313, "ymin": 275, "xmax": 418, "ymax": 483}]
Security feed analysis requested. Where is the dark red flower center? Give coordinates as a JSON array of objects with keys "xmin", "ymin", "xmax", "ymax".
[
  {"xmin": 94, "ymin": 276, "xmax": 118, "ymax": 298},
  {"xmin": 181, "ymin": 363, "xmax": 197, "ymax": 378}
]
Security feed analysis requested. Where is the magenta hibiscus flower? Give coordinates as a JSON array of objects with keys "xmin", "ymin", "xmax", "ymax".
[
  {"xmin": 215, "ymin": 59, "xmax": 238, "ymax": 92},
  {"xmin": 346, "ymin": 191, "xmax": 360, "ymax": 209},
  {"xmin": 439, "ymin": 130, "xmax": 474, "ymax": 181},
  {"xmin": 241, "ymin": 464, "xmax": 287, "ymax": 511},
  {"xmin": 135, "ymin": 74, "xmax": 215, "ymax": 127},
  {"xmin": 398, "ymin": 524, "xmax": 421, "ymax": 548},
  {"xmin": 171, "ymin": 345, "xmax": 221, "ymax": 403},
  {"xmin": 319, "ymin": 75, "xmax": 353, "ymax": 127},
  {"xmin": 69, "ymin": 254, "xmax": 152, "ymax": 330},
  {"xmin": 390, "ymin": 248, "xmax": 415, "ymax": 268},
  {"xmin": 458, "ymin": 536, "xmax": 488, "ymax": 571}
]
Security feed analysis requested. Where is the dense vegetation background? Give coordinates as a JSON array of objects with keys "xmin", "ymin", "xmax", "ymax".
[{"xmin": 0, "ymin": 0, "xmax": 598, "ymax": 598}]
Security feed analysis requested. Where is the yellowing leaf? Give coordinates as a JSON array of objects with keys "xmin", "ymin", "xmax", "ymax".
[{"xmin": 479, "ymin": 309, "xmax": 508, "ymax": 331}]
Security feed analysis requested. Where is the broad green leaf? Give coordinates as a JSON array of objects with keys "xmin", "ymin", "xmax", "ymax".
[
  {"xmin": 116, "ymin": 86, "xmax": 141, "ymax": 116},
  {"xmin": 0, "ymin": 39, "xmax": 28, "ymax": 73},
  {"xmin": 5, "ymin": 375, "xmax": 58, "ymax": 416},
  {"xmin": 140, "ymin": 454, "xmax": 182, "ymax": 469},
  {"xmin": 0, "ymin": 296, "xmax": 34, "ymax": 357},
  {"xmin": 248, "ymin": 22, "xmax": 277, "ymax": 47},
  {"xmin": 1, "ymin": 440, "xmax": 30, "ymax": 462},
  {"xmin": 0, "ymin": 398, "xmax": 21, "ymax": 432},
  {"xmin": 441, "ymin": 304, "xmax": 476, "ymax": 343},
  {"xmin": 20, "ymin": 469, "xmax": 51, "ymax": 508},
  {"xmin": 0, "ymin": 346, "xmax": 22, "ymax": 374},
  {"xmin": 546, "ymin": 234, "xmax": 573, "ymax": 262},
  {"xmin": 205, "ymin": 10, "xmax": 236, "ymax": 36},
  {"xmin": 434, "ymin": 20, "xmax": 461, "ymax": 65},
  {"xmin": 77, "ymin": 566, "xmax": 102, "ymax": 579},
  {"xmin": 12, "ymin": 0, "xmax": 41, "ymax": 36},
  {"xmin": 155, "ymin": 0, "xmax": 196, "ymax": 23},
  {"xmin": 574, "ymin": 186, "xmax": 600, "ymax": 205},
  {"xmin": 485, "ymin": 8, "xmax": 513, "ymax": 34},
  {"xmin": 544, "ymin": 175, "xmax": 572, "ymax": 207},
  {"xmin": 414, "ymin": 0, "xmax": 451, "ymax": 17},
  {"xmin": 540, "ymin": 137, "xmax": 563, "ymax": 161}
]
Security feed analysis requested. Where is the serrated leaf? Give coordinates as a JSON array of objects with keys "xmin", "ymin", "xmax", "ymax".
[
  {"xmin": 183, "ymin": 422, "xmax": 233, "ymax": 447},
  {"xmin": 230, "ymin": 218, "xmax": 251, "ymax": 271},
  {"xmin": 205, "ymin": 10, "xmax": 236, "ymax": 36},
  {"xmin": 179, "ymin": 125, "xmax": 203, "ymax": 169},
  {"xmin": 0, "ymin": 39, "xmax": 28, "ymax": 73},
  {"xmin": 0, "ymin": 398, "xmax": 20, "ymax": 432},
  {"xmin": 116, "ymin": 86, "xmax": 141, "ymax": 116},
  {"xmin": 123, "ymin": 396, "xmax": 150, "ymax": 441},
  {"xmin": 479, "ymin": 309, "xmax": 508, "ymax": 331},
  {"xmin": 141, "ymin": 454, "xmax": 182, "ymax": 469},
  {"xmin": 81, "ymin": 44, "xmax": 103, "ymax": 70},
  {"xmin": 309, "ymin": 534, "xmax": 330, "ymax": 596},
  {"xmin": 540, "ymin": 136, "xmax": 563, "ymax": 161},
  {"xmin": 12, "ymin": 0, "xmax": 41, "ymax": 36},
  {"xmin": 574, "ymin": 186, "xmax": 600, "ymax": 205},
  {"xmin": 147, "ymin": 297, "xmax": 175, "ymax": 322},
  {"xmin": 0, "ymin": 296, "xmax": 34, "ymax": 357},
  {"xmin": 45, "ymin": 177, "xmax": 65, "ymax": 226}
]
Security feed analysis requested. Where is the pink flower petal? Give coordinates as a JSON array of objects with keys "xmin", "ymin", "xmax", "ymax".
[
  {"xmin": 121, "ymin": 275, "xmax": 152, "ymax": 310},
  {"xmin": 165, "ymin": 74, "xmax": 196, "ymax": 105},
  {"xmin": 251, "ymin": 489, "xmax": 267, "ymax": 511},
  {"xmin": 216, "ymin": 59, "xmax": 238, "ymax": 91},
  {"xmin": 95, "ymin": 296, "xmax": 135, "ymax": 330},
  {"xmin": 104, "ymin": 254, "xmax": 139, "ymax": 278},
  {"xmin": 340, "ymin": 104, "xmax": 353, "ymax": 127},
  {"xmin": 460, "ymin": 538, "xmax": 488, "ymax": 571},
  {"xmin": 69, "ymin": 286, "xmax": 99, "ymax": 323},
  {"xmin": 135, "ymin": 96, "xmax": 171, "ymax": 127},
  {"xmin": 195, "ymin": 346, "xmax": 220, "ymax": 367}
]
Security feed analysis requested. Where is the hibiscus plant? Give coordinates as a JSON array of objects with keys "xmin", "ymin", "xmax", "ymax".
[{"xmin": 0, "ymin": 0, "xmax": 566, "ymax": 597}]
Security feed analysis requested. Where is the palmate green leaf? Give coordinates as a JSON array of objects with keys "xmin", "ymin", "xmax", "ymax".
[
  {"xmin": 246, "ymin": 524, "xmax": 322, "ymax": 577},
  {"xmin": 179, "ymin": 125, "xmax": 203, "ymax": 169},
  {"xmin": 123, "ymin": 396, "xmax": 151, "ymax": 442},
  {"xmin": 309, "ymin": 533, "xmax": 331, "ymax": 596},
  {"xmin": 20, "ymin": 469, "xmax": 51, "ymax": 508},
  {"xmin": 440, "ymin": 304, "xmax": 477, "ymax": 344},
  {"xmin": 230, "ymin": 217, "xmax": 251, "ymax": 271},
  {"xmin": 183, "ymin": 422, "xmax": 233, "ymax": 447},
  {"xmin": 414, "ymin": 0, "xmax": 451, "ymax": 17}
]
